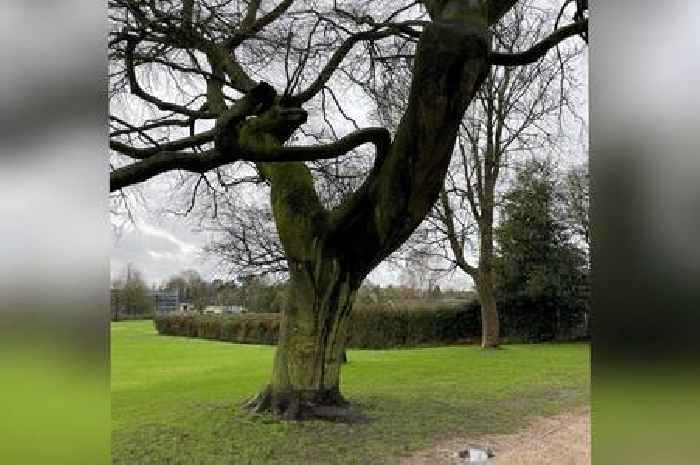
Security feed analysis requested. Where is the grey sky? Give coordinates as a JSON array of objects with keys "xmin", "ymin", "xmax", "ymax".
[{"xmin": 110, "ymin": 0, "xmax": 588, "ymax": 290}]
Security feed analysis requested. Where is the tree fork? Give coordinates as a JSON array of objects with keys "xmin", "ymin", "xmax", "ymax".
[{"xmin": 248, "ymin": 5, "xmax": 493, "ymax": 421}]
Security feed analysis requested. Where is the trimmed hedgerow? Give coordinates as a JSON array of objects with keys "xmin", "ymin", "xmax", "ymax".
[
  {"xmin": 155, "ymin": 313, "xmax": 280, "ymax": 345},
  {"xmin": 153, "ymin": 298, "xmax": 588, "ymax": 348},
  {"xmin": 346, "ymin": 305, "xmax": 481, "ymax": 348},
  {"xmin": 154, "ymin": 305, "xmax": 481, "ymax": 349}
]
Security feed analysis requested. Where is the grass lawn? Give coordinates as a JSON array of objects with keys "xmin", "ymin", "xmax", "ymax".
[{"xmin": 112, "ymin": 320, "xmax": 590, "ymax": 465}]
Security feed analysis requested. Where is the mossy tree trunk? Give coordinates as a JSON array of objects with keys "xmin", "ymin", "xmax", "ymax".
[
  {"xmin": 246, "ymin": 161, "xmax": 361, "ymax": 419},
  {"xmin": 253, "ymin": 263, "xmax": 357, "ymax": 419},
  {"xmin": 248, "ymin": 1, "xmax": 516, "ymax": 418}
]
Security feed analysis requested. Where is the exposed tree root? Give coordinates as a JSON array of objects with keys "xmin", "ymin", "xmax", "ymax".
[{"xmin": 244, "ymin": 385, "xmax": 368, "ymax": 423}]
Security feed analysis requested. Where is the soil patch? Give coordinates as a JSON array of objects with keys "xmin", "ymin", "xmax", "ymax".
[{"xmin": 398, "ymin": 408, "xmax": 590, "ymax": 465}]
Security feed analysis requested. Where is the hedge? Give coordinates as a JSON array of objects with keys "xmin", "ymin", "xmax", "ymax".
[
  {"xmin": 346, "ymin": 305, "xmax": 481, "ymax": 348},
  {"xmin": 154, "ymin": 305, "xmax": 481, "ymax": 349},
  {"xmin": 153, "ymin": 301, "xmax": 588, "ymax": 348},
  {"xmin": 154, "ymin": 312, "xmax": 280, "ymax": 344}
]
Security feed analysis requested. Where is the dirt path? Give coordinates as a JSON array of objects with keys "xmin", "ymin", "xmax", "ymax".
[{"xmin": 398, "ymin": 408, "xmax": 590, "ymax": 465}]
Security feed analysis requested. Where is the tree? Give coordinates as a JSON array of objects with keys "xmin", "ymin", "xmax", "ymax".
[
  {"xmin": 109, "ymin": 0, "xmax": 587, "ymax": 419},
  {"xmin": 495, "ymin": 159, "xmax": 588, "ymax": 340},
  {"xmin": 120, "ymin": 263, "xmax": 153, "ymax": 316},
  {"xmin": 561, "ymin": 161, "xmax": 590, "ymax": 255},
  {"xmin": 399, "ymin": 238, "xmax": 442, "ymax": 294},
  {"xmin": 213, "ymin": 280, "xmax": 240, "ymax": 306},
  {"xmin": 164, "ymin": 269, "xmax": 211, "ymax": 309},
  {"xmin": 236, "ymin": 275, "xmax": 287, "ymax": 313},
  {"xmin": 399, "ymin": 1, "xmax": 584, "ymax": 347}
]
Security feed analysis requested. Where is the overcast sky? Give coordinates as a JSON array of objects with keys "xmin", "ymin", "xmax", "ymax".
[
  {"xmin": 111, "ymin": 187, "xmax": 432, "ymax": 288},
  {"xmin": 110, "ymin": 175, "xmax": 461, "ymax": 289},
  {"xmin": 110, "ymin": 1, "xmax": 588, "ymax": 291}
]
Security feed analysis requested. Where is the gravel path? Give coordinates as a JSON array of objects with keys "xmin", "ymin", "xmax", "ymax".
[{"xmin": 398, "ymin": 408, "xmax": 590, "ymax": 465}]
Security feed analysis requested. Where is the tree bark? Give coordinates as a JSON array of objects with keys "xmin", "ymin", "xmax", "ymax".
[
  {"xmin": 477, "ymin": 208, "xmax": 500, "ymax": 348},
  {"xmin": 476, "ymin": 272, "xmax": 500, "ymax": 348},
  {"xmin": 247, "ymin": 252, "xmax": 358, "ymax": 420}
]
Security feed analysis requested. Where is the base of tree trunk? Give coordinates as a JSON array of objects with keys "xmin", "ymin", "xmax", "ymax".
[
  {"xmin": 244, "ymin": 385, "xmax": 368, "ymax": 422},
  {"xmin": 480, "ymin": 343, "xmax": 502, "ymax": 349},
  {"xmin": 480, "ymin": 337, "xmax": 502, "ymax": 349}
]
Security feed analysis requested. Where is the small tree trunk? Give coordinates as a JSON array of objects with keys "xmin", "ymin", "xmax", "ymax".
[
  {"xmin": 477, "ymin": 276, "xmax": 500, "ymax": 348},
  {"xmin": 477, "ymin": 213, "xmax": 500, "ymax": 348},
  {"xmin": 247, "ymin": 260, "xmax": 357, "ymax": 420}
]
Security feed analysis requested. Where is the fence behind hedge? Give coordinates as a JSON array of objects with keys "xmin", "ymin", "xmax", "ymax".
[{"xmin": 154, "ymin": 301, "xmax": 588, "ymax": 348}]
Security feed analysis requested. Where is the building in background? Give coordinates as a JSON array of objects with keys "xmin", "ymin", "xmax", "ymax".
[
  {"xmin": 203, "ymin": 305, "xmax": 246, "ymax": 315},
  {"xmin": 152, "ymin": 288, "xmax": 179, "ymax": 313}
]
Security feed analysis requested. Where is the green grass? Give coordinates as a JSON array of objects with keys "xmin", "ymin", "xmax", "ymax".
[{"xmin": 112, "ymin": 320, "xmax": 590, "ymax": 465}]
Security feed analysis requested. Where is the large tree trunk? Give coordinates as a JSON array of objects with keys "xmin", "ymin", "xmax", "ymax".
[{"xmin": 247, "ymin": 254, "xmax": 359, "ymax": 420}]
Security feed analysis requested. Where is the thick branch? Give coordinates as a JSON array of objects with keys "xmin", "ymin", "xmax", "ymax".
[
  {"xmin": 111, "ymin": 81, "xmax": 278, "ymax": 163},
  {"xmin": 325, "ymin": 20, "xmax": 491, "ymax": 280},
  {"xmin": 487, "ymin": 0, "xmax": 520, "ymax": 25},
  {"xmin": 110, "ymin": 149, "xmax": 228, "ymax": 192},
  {"xmin": 110, "ymin": 129, "xmax": 215, "ymax": 159},
  {"xmin": 489, "ymin": 19, "xmax": 588, "ymax": 66},
  {"xmin": 109, "ymin": 117, "xmax": 192, "ymax": 137},
  {"xmin": 110, "ymin": 126, "xmax": 389, "ymax": 192},
  {"xmin": 241, "ymin": 0, "xmax": 262, "ymax": 30},
  {"xmin": 274, "ymin": 128, "xmax": 390, "ymax": 164}
]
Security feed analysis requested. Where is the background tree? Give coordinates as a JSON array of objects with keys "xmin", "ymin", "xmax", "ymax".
[
  {"xmin": 109, "ymin": 0, "xmax": 587, "ymax": 419},
  {"xmin": 237, "ymin": 275, "xmax": 288, "ymax": 313},
  {"xmin": 203, "ymin": 195, "xmax": 288, "ymax": 280},
  {"xmin": 111, "ymin": 276, "xmax": 125, "ymax": 320},
  {"xmin": 164, "ymin": 269, "xmax": 212, "ymax": 309},
  {"xmin": 495, "ymin": 158, "xmax": 588, "ymax": 341},
  {"xmin": 400, "ymin": 0, "xmax": 585, "ymax": 348},
  {"xmin": 213, "ymin": 280, "xmax": 240, "ymax": 306},
  {"xmin": 560, "ymin": 160, "xmax": 590, "ymax": 256},
  {"xmin": 115, "ymin": 263, "xmax": 153, "ymax": 317}
]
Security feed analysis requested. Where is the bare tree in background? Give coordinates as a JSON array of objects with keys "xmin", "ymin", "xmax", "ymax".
[
  {"xmin": 399, "ymin": 1, "xmax": 585, "ymax": 347},
  {"xmin": 561, "ymin": 161, "xmax": 590, "ymax": 256},
  {"xmin": 112, "ymin": 263, "xmax": 153, "ymax": 318},
  {"xmin": 203, "ymin": 196, "xmax": 288, "ymax": 279},
  {"xmin": 109, "ymin": 0, "xmax": 587, "ymax": 419}
]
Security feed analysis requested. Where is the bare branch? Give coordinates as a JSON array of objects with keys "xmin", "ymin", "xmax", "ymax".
[
  {"xmin": 489, "ymin": 18, "xmax": 587, "ymax": 66},
  {"xmin": 124, "ymin": 37, "xmax": 213, "ymax": 118}
]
